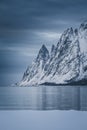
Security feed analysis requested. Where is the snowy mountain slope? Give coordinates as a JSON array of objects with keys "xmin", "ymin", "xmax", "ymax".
[
  {"xmin": 19, "ymin": 21, "xmax": 87, "ymax": 86},
  {"xmin": 19, "ymin": 44, "xmax": 49, "ymax": 86}
]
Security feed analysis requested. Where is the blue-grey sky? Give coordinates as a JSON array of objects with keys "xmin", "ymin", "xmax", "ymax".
[{"xmin": 0, "ymin": 0, "xmax": 87, "ymax": 86}]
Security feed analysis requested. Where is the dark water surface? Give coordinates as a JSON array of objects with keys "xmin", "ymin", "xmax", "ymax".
[{"xmin": 0, "ymin": 85, "xmax": 87, "ymax": 110}]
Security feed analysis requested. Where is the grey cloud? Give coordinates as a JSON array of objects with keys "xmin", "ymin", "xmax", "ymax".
[{"xmin": 0, "ymin": 0, "xmax": 87, "ymax": 30}]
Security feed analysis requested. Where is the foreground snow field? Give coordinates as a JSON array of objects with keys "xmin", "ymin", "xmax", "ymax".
[{"xmin": 0, "ymin": 110, "xmax": 87, "ymax": 130}]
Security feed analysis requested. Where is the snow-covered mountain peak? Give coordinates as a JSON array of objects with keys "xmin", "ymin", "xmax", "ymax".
[
  {"xmin": 78, "ymin": 21, "xmax": 87, "ymax": 53},
  {"xmin": 80, "ymin": 20, "xmax": 87, "ymax": 31},
  {"xmin": 59, "ymin": 27, "xmax": 76, "ymax": 44},
  {"xmin": 62, "ymin": 27, "xmax": 74, "ymax": 36},
  {"xmin": 18, "ymin": 21, "xmax": 87, "ymax": 86},
  {"xmin": 40, "ymin": 44, "xmax": 47, "ymax": 50},
  {"xmin": 36, "ymin": 44, "xmax": 49, "ymax": 62}
]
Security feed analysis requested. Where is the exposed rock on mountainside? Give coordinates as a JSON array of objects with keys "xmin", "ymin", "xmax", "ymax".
[{"xmin": 19, "ymin": 21, "xmax": 87, "ymax": 86}]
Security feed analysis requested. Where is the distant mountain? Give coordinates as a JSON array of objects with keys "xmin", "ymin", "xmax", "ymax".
[{"xmin": 19, "ymin": 21, "xmax": 87, "ymax": 86}]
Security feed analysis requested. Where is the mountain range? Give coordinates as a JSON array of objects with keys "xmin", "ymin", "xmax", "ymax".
[{"xmin": 18, "ymin": 21, "xmax": 87, "ymax": 86}]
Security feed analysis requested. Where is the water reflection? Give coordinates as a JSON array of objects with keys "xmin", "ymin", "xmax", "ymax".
[{"xmin": 0, "ymin": 86, "xmax": 87, "ymax": 111}]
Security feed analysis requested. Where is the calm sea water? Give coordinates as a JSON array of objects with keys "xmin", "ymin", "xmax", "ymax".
[{"xmin": 0, "ymin": 85, "xmax": 87, "ymax": 111}]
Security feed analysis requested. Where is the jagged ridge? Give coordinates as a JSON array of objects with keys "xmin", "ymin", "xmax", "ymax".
[{"xmin": 19, "ymin": 21, "xmax": 87, "ymax": 86}]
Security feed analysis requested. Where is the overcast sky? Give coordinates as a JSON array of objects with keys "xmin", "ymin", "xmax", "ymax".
[{"xmin": 0, "ymin": 0, "xmax": 87, "ymax": 86}]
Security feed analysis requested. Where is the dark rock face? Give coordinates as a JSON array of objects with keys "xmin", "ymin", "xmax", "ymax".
[{"xmin": 36, "ymin": 44, "xmax": 49, "ymax": 63}]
